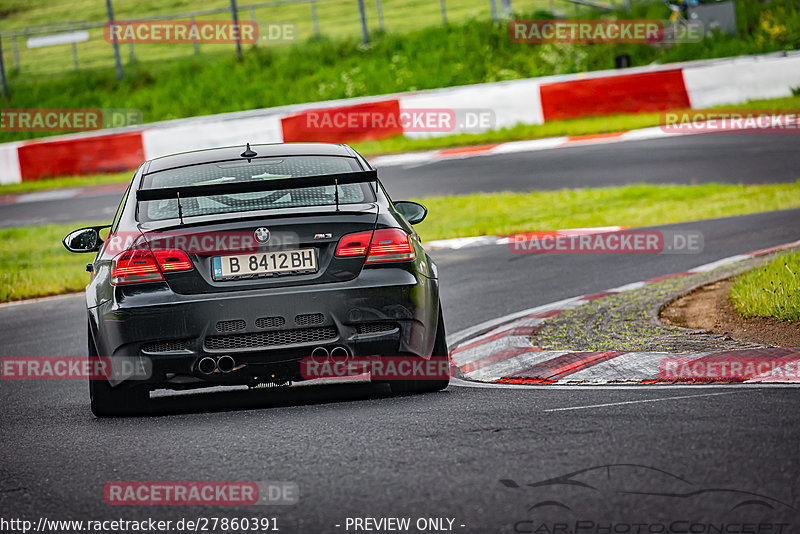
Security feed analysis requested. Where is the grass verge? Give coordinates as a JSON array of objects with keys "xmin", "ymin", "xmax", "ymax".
[
  {"xmin": 0, "ymin": 222, "xmax": 100, "ymax": 303},
  {"xmin": 3, "ymin": 182, "xmax": 800, "ymax": 302},
  {"xmin": 412, "ymin": 181, "xmax": 800, "ymax": 241},
  {"xmin": 0, "ymin": 172, "xmax": 132, "ymax": 195},
  {"xmin": 729, "ymin": 251, "xmax": 800, "ymax": 322},
  {"xmin": 1, "ymin": 0, "xmax": 562, "ymax": 77},
  {"xmin": 4, "ymin": 94, "xmax": 800, "ymax": 195}
]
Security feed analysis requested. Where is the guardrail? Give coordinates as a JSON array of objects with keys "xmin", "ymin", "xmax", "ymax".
[{"xmin": 1, "ymin": 51, "xmax": 798, "ymax": 184}]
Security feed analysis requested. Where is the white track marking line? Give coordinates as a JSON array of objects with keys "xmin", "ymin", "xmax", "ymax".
[
  {"xmin": 688, "ymin": 255, "xmax": 750, "ymax": 273},
  {"xmin": 542, "ymin": 391, "xmax": 738, "ymax": 412},
  {"xmin": 449, "ymin": 378, "xmax": 800, "ymax": 389},
  {"xmin": 15, "ymin": 190, "xmax": 79, "ymax": 203}
]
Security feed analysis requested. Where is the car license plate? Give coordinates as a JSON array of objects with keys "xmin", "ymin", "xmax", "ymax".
[{"xmin": 212, "ymin": 249, "xmax": 317, "ymax": 279}]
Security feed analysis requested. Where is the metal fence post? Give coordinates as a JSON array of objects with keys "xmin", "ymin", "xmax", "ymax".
[
  {"xmin": 357, "ymin": 0, "xmax": 369, "ymax": 44},
  {"xmin": 249, "ymin": 6, "xmax": 257, "ymax": 47},
  {"xmin": 490, "ymin": 0, "xmax": 498, "ymax": 21},
  {"xmin": 105, "ymin": 0, "xmax": 124, "ymax": 80},
  {"xmin": 230, "ymin": 0, "xmax": 243, "ymax": 61},
  {"xmin": 375, "ymin": 0, "xmax": 384, "ymax": 31},
  {"xmin": 500, "ymin": 0, "xmax": 511, "ymax": 17},
  {"xmin": 311, "ymin": 1, "xmax": 320, "ymax": 35},
  {"xmin": 191, "ymin": 16, "xmax": 200, "ymax": 55},
  {"xmin": 71, "ymin": 41, "xmax": 79, "ymax": 70},
  {"xmin": 12, "ymin": 34, "xmax": 20, "ymax": 72},
  {"xmin": 128, "ymin": 40, "xmax": 135, "ymax": 62},
  {"xmin": 440, "ymin": 0, "xmax": 447, "ymax": 24},
  {"xmin": 0, "ymin": 36, "xmax": 8, "ymax": 97}
]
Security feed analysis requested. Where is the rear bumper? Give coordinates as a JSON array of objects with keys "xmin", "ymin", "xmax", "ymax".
[{"xmin": 90, "ymin": 267, "xmax": 439, "ymax": 388}]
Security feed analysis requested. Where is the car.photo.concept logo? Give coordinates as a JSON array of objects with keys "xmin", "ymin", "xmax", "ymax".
[{"xmin": 503, "ymin": 464, "xmax": 795, "ymax": 531}]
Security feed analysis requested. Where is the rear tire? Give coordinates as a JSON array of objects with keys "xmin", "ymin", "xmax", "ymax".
[
  {"xmin": 388, "ymin": 307, "xmax": 450, "ymax": 395},
  {"xmin": 88, "ymin": 325, "xmax": 149, "ymax": 417}
]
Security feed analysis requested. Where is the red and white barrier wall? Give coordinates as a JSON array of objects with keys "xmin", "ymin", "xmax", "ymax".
[{"xmin": 1, "ymin": 52, "xmax": 799, "ymax": 184}]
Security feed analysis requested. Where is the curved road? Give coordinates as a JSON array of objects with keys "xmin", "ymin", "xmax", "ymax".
[
  {"xmin": 1, "ymin": 131, "xmax": 799, "ymax": 227},
  {"xmin": 1, "ymin": 132, "xmax": 799, "ymax": 529}
]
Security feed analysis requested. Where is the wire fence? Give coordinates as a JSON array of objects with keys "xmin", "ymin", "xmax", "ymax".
[{"xmin": 0, "ymin": 0, "xmax": 626, "ymax": 79}]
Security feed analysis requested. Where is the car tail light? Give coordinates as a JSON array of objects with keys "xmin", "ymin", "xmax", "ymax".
[
  {"xmin": 335, "ymin": 229, "xmax": 415, "ymax": 263},
  {"xmin": 153, "ymin": 249, "xmax": 193, "ymax": 272},
  {"xmin": 365, "ymin": 229, "xmax": 415, "ymax": 263},
  {"xmin": 111, "ymin": 249, "xmax": 192, "ymax": 285},
  {"xmin": 335, "ymin": 231, "xmax": 373, "ymax": 257}
]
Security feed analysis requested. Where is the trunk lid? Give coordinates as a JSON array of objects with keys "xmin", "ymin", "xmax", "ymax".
[{"xmin": 138, "ymin": 203, "xmax": 378, "ymax": 295}]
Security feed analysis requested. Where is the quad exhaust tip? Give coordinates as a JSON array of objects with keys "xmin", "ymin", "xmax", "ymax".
[
  {"xmin": 311, "ymin": 347, "xmax": 329, "ymax": 358},
  {"xmin": 217, "ymin": 355, "xmax": 236, "ymax": 373},
  {"xmin": 197, "ymin": 355, "xmax": 236, "ymax": 374},
  {"xmin": 330, "ymin": 346, "xmax": 350, "ymax": 358},
  {"xmin": 311, "ymin": 346, "xmax": 350, "ymax": 359},
  {"xmin": 197, "ymin": 357, "xmax": 216, "ymax": 374}
]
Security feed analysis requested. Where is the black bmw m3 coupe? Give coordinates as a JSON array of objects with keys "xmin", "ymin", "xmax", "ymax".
[{"xmin": 63, "ymin": 143, "xmax": 449, "ymax": 416}]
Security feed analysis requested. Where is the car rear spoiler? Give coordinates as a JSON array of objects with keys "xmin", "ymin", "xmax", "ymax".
[{"xmin": 136, "ymin": 169, "xmax": 378, "ymax": 222}]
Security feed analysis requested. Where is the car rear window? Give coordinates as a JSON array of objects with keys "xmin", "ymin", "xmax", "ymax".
[{"xmin": 138, "ymin": 155, "xmax": 374, "ymax": 221}]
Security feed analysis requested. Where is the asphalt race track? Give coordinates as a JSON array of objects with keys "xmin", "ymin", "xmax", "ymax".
[
  {"xmin": 2, "ymin": 131, "xmax": 800, "ymax": 227},
  {"xmin": 380, "ymin": 131, "xmax": 800, "ymax": 198},
  {"xmin": 1, "ymin": 132, "xmax": 799, "ymax": 529}
]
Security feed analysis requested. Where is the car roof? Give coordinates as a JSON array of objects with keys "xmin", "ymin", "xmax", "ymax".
[{"xmin": 144, "ymin": 143, "xmax": 358, "ymax": 174}]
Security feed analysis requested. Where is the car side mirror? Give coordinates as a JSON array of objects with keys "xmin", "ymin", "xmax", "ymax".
[
  {"xmin": 394, "ymin": 201, "xmax": 427, "ymax": 225},
  {"xmin": 62, "ymin": 226, "xmax": 108, "ymax": 253}
]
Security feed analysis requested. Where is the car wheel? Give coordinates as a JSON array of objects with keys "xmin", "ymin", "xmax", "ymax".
[
  {"xmin": 388, "ymin": 307, "xmax": 450, "ymax": 395},
  {"xmin": 88, "ymin": 325, "xmax": 149, "ymax": 417}
]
